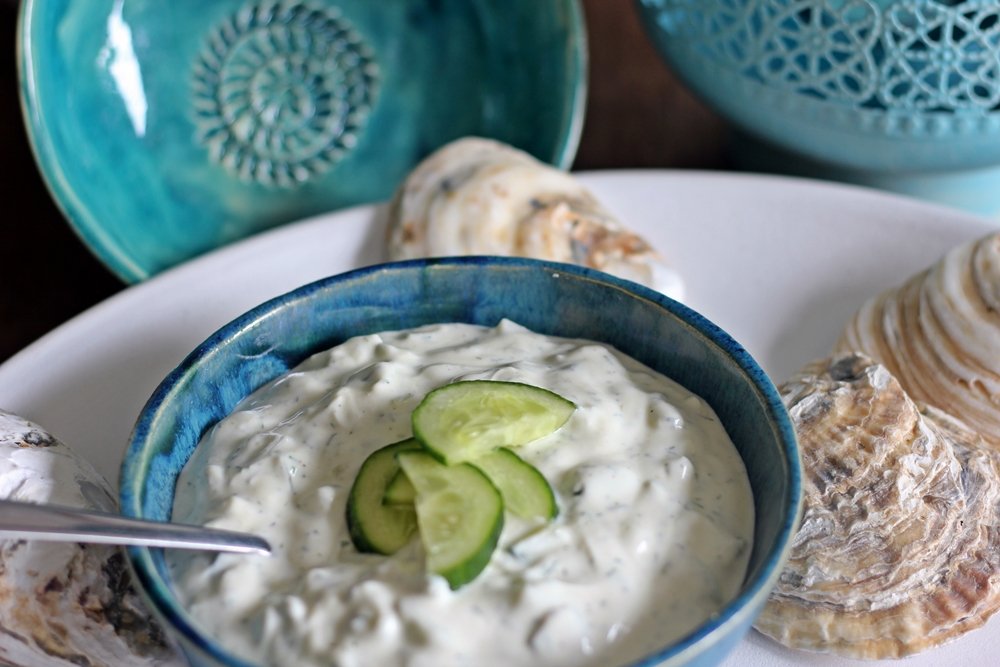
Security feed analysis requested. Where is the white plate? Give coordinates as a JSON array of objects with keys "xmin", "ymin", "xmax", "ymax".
[{"xmin": 0, "ymin": 171, "xmax": 996, "ymax": 666}]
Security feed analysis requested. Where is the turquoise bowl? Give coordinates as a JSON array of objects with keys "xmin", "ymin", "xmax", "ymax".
[
  {"xmin": 635, "ymin": 0, "xmax": 1000, "ymax": 217},
  {"xmin": 18, "ymin": 1, "xmax": 587, "ymax": 283},
  {"xmin": 120, "ymin": 257, "xmax": 802, "ymax": 667}
]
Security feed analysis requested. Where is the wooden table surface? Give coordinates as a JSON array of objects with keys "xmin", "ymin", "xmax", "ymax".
[{"xmin": 0, "ymin": 0, "xmax": 731, "ymax": 365}]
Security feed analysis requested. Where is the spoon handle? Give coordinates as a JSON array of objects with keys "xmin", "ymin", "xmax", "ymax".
[{"xmin": 0, "ymin": 499, "xmax": 270, "ymax": 555}]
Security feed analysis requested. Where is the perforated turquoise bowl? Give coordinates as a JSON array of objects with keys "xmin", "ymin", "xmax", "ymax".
[
  {"xmin": 120, "ymin": 257, "xmax": 802, "ymax": 667},
  {"xmin": 636, "ymin": 0, "xmax": 1000, "ymax": 216},
  {"xmin": 18, "ymin": 0, "xmax": 586, "ymax": 282}
]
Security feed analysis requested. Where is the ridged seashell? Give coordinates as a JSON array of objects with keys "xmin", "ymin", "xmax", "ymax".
[
  {"xmin": 754, "ymin": 354, "xmax": 1000, "ymax": 659},
  {"xmin": 0, "ymin": 410, "xmax": 181, "ymax": 666},
  {"xmin": 835, "ymin": 231, "xmax": 1000, "ymax": 448},
  {"xmin": 385, "ymin": 137, "xmax": 685, "ymax": 300}
]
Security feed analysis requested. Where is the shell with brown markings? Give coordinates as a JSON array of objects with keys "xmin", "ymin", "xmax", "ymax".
[
  {"xmin": 753, "ymin": 354, "xmax": 1000, "ymax": 659},
  {"xmin": 0, "ymin": 410, "xmax": 181, "ymax": 667},
  {"xmin": 385, "ymin": 137, "xmax": 684, "ymax": 300},
  {"xmin": 835, "ymin": 231, "xmax": 1000, "ymax": 448}
]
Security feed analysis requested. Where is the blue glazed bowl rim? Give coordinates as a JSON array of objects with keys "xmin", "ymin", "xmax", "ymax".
[
  {"xmin": 16, "ymin": 0, "xmax": 588, "ymax": 284},
  {"xmin": 120, "ymin": 256, "xmax": 802, "ymax": 667}
]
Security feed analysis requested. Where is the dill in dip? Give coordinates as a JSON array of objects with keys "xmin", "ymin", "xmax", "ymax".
[{"xmin": 170, "ymin": 320, "xmax": 754, "ymax": 667}]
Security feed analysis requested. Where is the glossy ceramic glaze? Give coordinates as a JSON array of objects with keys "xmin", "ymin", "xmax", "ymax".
[
  {"xmin": 120, "ymin": 257, "xmax": 802, "ymax": 667},
  {"xmin": 18, "ymin": 0, "xmax": 587, "ymax": 283},
  {"xmin": 635, "ymin": 0, "xmax": 1000, "ymax": 217}
]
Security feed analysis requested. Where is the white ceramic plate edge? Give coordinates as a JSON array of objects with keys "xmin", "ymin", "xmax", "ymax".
[{"xmin": 1, "ymin": 170, "xmax": 997, "ymax": 667}]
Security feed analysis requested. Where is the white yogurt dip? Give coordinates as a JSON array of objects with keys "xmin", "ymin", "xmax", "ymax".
[{"xmin": 170, "ymin": 320, "xmax": 754, "ymax": 667}]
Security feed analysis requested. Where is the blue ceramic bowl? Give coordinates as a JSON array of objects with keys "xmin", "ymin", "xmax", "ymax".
[
  {"xmin": 120, "ymin": 257, "xmax": 802, "ymax": 667},
  {"xmin": 18, "ymin": 1, "xmax": 586, "ymax": 283}
]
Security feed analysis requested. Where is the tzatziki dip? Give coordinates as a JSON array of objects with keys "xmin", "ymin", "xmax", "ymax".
[{"xmin": 170, "ymin": 320, "xmax": 754, "ymax": 667}]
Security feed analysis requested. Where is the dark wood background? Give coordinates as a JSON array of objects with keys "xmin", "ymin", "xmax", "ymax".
[{"xmin": 0, "ymin": 0, "xmax": 731, "ymax": 364}]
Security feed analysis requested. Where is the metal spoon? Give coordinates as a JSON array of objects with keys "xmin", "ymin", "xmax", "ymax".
[{"xmin": 0, "ymin": 499, "xmax": 270, "ymax": 556}]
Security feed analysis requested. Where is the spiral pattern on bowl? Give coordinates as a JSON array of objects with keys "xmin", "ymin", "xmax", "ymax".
[{"xmin": 192, "ymin": 0, "xmax": 378, "ymax": 188}]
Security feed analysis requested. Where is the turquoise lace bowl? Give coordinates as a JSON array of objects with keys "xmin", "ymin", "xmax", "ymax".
[
  {"xmin": 120, "ymin": 257, "xmax": 802, "ymax": 667},
  {"xmin": 18, "ymin": 0, "xmax": 586, "ymax": 283},
  {"xmin": 635, "ymin": 0, "xmax": 1000, "ymax": 215}
]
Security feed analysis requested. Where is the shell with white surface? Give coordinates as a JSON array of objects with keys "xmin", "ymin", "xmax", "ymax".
[{"xmin": 0, "ymin": 410, "xmax": 182, "ymax": 666}]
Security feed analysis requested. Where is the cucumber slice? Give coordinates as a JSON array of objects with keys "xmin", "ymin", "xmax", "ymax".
[
  {"xmin": 412, "ymin": 380, "xmax": 575, "ymax": 464},
  {"xmin": 346, "ymin": 439, "xmax": 422, "ymax": 554},
  {"xmin": 383, "ymin": 469, "xmax": 416, "ymax": 506},
  {"xmin": 397, "ymin": 451, "xmax": 504, "ymax": 589},
  {"xmin": 473, "ymin": 448, "xmax": 558, "ymax": 521}
]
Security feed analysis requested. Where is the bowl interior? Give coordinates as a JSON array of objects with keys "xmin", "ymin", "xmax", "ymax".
[
  {"xmin": 121, "ymin": 257, "xmax": 801, "ymax": 666},
  {"xmin": 19, "ymin": 0, "xmax": 586, "ymax": 282}
]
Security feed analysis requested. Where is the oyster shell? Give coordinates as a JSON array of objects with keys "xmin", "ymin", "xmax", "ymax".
[
  {"xmin": 386, "ymin": 137, "xmax": 685, "ymax": 300},
  {"xmin": 0, "ymin": 410, "xmax": 181, "ymax": 666},
  {"xmin": 754, "ymin": 354, "xmax": 1000, "ymax": 659},
  {"xmin": 835, "ymin": 231, "xmax": 1000, "ymax": 448}
]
